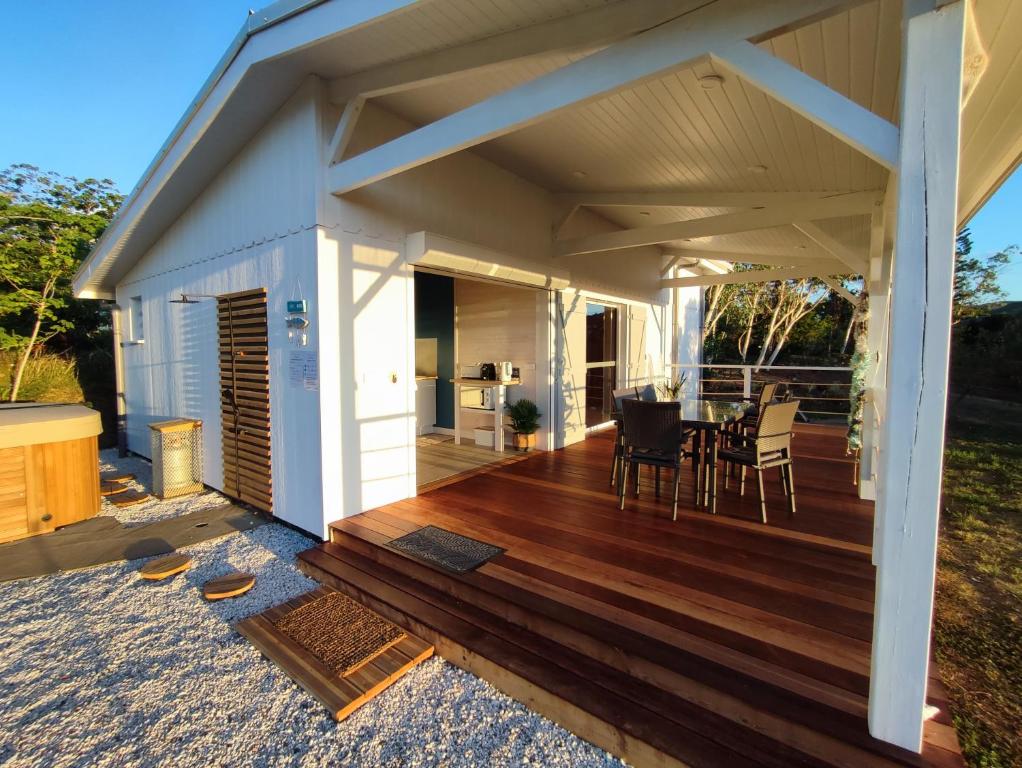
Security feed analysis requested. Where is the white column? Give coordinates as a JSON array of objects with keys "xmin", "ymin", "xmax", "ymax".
[{"xmin": 869, "ymin": 0, "xmax": 966, "ymax": 752}]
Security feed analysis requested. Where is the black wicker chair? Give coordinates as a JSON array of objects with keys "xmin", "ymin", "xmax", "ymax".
[
  {"xmin": 618, "ymin": 399, "xmax": 689, "ymax": 520},
  {"xmin": 608, "ymin": 387, "xmax": 641, "ymax": 486}
]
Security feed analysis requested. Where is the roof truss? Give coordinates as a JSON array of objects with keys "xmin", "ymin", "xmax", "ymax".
[
  {"xmin": 328, "ymin": 0, "xmax": 704, "ymax": 102},
  {"xmin": 328, "ymin": 0, "xmax": 864, "ymax": 196},
  {"xmin": 710, "ymin": 41, "xmax": 900, "ymax": 170},
  {"xmin": 554, "ymin": 191, "xmax": 878, "ymax": 257},
  {"xmin": 662, "ymin": 262, "xmax": 848, "ymax": 288}
]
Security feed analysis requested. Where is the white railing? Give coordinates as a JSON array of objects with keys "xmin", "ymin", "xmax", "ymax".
[{"xmin": 668, "ymin": 363, "xmax": 854, "ymax": 421}]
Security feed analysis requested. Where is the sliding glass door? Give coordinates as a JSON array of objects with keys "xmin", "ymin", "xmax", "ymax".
[{"xmin": 585, "ymin": 302, "xmax": 619, "ymax": 427}]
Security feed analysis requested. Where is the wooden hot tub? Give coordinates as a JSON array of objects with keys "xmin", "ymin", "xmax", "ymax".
[{"xmin": 0, "ymin": 403, "xmax": 102, "ymax": 544}]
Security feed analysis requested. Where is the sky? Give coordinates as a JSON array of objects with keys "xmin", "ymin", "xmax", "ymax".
[{"xmin": 2, "ymin": 1, "xmax": 1019, "ymax": 299}]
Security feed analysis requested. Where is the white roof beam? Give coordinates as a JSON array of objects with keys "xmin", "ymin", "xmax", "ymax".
[
  {"xmin": 555, "ymin": 191, "xmax": 878, "ymax": 257},
  {"xmin": 660, "ymin": 248, "xmax": 834, "ymax": 275},
  {"xmin": 662, "ymin": 262, "xmax": 847, "ymax": 288},
  {"xmin": 554, "ymin": 190, "xmax": 863, "ymax": 208},
  {"xmin": 792, "ymin": 220, "xmax": 870, "ymax": 274},
  {"xmin": 822, "ymin": 276, "xmax": 861, "ymax": 304},
  {"xmin": 329, "ymin": 0, "xmax": 863, "ymax": 196},
  {"xmin": 328, "ymin": 0, "xmax": 705, "ymax": 102},
  {"xmin": 710, "ymin": 41, "xmax": 900, "ymax": 170},
  {"xmin": 327, "ymin": 96, "xmax": 366, "ymax": 165}
]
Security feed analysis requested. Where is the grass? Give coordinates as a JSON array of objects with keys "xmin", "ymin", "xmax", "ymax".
[
  {"xmin": 0, "ymin": 350, "xmax": 84, "ymax": 402},
  {"xmin": 935, "ymin": 397, "xmax": 1022, "ymax": 768}
]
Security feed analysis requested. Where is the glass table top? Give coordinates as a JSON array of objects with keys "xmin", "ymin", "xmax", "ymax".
[{"xmin": 670, "ymin": 398, "xmax": 750, "ymax": 426}]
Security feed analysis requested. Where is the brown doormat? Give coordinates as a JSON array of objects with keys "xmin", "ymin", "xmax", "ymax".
[
  {"xmin": 273, "ymin": 592, "xmax": 406, "ymax": 677},
  {"xmin": 387, "ymin": 525, "xmax": 505, "ymax": 573}
]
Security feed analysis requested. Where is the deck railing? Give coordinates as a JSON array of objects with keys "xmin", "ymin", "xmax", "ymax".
[{"xmin": 667, "ymin": 363, "xmax": 854, "ymax": 423}]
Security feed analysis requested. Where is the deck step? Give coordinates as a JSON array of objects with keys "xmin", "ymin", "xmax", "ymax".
[
  {"xmin": 236, "ymin": 585, "xmax": 434, "ymax": 721},
  {"xmin": 297, "ymin": 536, "xmax": 939, "ymax": 768}
]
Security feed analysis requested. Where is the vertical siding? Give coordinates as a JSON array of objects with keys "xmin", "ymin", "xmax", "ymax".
[{"xmin": 116, "ymin": 82, "xmax": 324, "ymax": 536}]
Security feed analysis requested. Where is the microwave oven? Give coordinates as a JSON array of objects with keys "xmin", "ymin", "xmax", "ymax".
[{"xmin": 460, "ymin": 386, "xmax": 495, "ymax": 411}]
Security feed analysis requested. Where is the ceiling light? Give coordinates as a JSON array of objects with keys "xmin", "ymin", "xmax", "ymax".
[
  {"xmin": 572, "ymin": 170, "xmax": 588, "ymax": 179},
  {"xmin": 748, "ymin": 164, "xmax": 769, "ymax": 174},
  {"xmin": 699, "ymin": 74, "xmax": 724, "ymax": 90}
]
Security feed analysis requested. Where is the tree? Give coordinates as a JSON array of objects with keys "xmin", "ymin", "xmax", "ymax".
[
  {"xmin": 753, "ymin": 277, "xmax": 830, "ymax": 369},
  {"xmin": 0, "ymin": 165, "xmax": 121, "ymax": 401},
  {"xmin": 953, "ymin": 228, "xmax": 1013, "ymax": 323}
]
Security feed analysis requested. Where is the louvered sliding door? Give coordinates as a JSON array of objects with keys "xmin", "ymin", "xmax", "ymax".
[{"xmin": 218, "ymin": 288, "xmax": 272, "ymax": 514}]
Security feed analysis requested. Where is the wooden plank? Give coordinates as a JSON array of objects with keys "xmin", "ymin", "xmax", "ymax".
[
  {"xmin": 236, "ymin": 588, "xmax": 434, "ymax": 720},
  {"xmin": 296, "ymin": 423, "xmax": 961, "ymax": 768}
]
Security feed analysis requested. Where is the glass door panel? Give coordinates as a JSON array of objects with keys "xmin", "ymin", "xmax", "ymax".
[{"xmin": 585, "ymin": 303, "xmax": 618, "ymax": 427}]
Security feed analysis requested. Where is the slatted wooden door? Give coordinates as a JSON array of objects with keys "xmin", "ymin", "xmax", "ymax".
[{"xmin": 218, "ymin": 288, "xmax": 272, "ymax": 514}]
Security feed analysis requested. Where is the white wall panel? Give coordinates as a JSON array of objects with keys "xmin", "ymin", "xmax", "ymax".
[{"xmin": 116, "ymin": 85, "xmax": 324, "ymax": 536}]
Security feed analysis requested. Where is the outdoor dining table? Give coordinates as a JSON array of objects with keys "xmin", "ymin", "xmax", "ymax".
[{"xmin": 672, "ymin": 398, "xmax": 752, "ymax": 514}]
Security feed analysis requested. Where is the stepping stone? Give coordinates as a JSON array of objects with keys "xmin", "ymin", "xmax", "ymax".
[
  {"xmin": 203, "ymin": 572, "xmax": 256, "ymax": 600},
  {"xmin": 100, "ymin": 481, "xmax": 129, "ymax": 496},
  {"xmin": 101, "ymin": 470, "xmax": 135, "ymax": 484},
  {"xmin": 140, "ymin": 552, "xmax": 193, "ymax": 581},
  {"xmin": 109, "ymin": 489, "xmax": 151, "ymax": 507}
]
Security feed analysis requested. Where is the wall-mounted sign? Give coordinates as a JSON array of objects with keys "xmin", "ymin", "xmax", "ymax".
[{"xmin": 288, "ymin": 350, "xmax": 318, "ymax": 391}]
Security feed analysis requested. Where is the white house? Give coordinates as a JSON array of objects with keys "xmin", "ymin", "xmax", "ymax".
[{"xmin": 74, "ymin": 0, "xmax": 1021, "ymax": 762}]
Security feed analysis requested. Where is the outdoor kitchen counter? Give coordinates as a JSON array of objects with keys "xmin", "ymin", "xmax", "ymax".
[{"xmin": 0, "ymin": 403, "xmax": 102, "ymax": 543}]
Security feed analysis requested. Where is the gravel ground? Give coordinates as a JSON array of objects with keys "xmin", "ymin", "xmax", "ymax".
[{"xmin": 0, "ymin": 452, "xmax": 624, "ymax": 768}]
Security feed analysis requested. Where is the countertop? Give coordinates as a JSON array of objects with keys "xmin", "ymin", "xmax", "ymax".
[{"xmin": 0, "ymin": 403, "xmax": 102, "ymax": 449}]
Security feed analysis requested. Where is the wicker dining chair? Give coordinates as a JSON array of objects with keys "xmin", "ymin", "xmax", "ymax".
[
  {"xmin": 637, "ymin": 383, "xmax": 658, "ymax": 402},
  {"xmin": 738, "ymin": 381, "xmax": 779, "ymax": 438},
  {"xmin": 618, "ymin": 399, "xmax": 689, "ymax": 520},
  {"xmin": 608, "ymin": 387, "xmax": 641, "ymax": 486},
  {"xmin": 719, "ymin": 400, "xmax": 799, "ymax": 524}
]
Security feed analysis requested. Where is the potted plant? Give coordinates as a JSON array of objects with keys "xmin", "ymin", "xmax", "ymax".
[
  {"xmin": 505, "ymin": 398, "xmax": 541, "ymax": 451},
  {"xmin": 656, "ymin": 372, "xmax": 689, "ymax": 401}
]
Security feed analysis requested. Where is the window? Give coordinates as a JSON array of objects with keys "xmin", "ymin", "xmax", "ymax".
[
  {"xmin": 129, "ymin": 296, "xmax": 144, "ymax": 342},
  {"xmin": 584, "ymin": 302, "xmax": 618, "ymax": 427}
]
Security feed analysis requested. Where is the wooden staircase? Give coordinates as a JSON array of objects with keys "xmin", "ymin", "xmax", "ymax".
[{"xmin": 297, "ymin": 518, "xmax": 961, "ymax": 768}]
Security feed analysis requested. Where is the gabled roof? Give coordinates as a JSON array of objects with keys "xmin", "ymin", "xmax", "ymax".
[{"xmin": 74, "ymin": 0, "xmax": 1022, "ymax": 298}]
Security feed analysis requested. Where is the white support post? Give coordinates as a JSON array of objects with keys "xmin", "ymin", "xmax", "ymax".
[
  {"xmin": 742, "ymin": 367, "xmax": 752, "ymax": 399},
  {"xmin": 869, "ymin": 0, "xmax": 966, "ymax": 752}
]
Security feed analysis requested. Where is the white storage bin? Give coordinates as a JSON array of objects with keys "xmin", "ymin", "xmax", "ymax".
[{"xmin": 473, "ymin": 426, "xmax": 495, "ymax": 448}]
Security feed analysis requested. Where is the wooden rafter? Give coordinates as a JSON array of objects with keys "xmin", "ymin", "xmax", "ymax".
[
  {"xmin": 328, "ymin": 0, "xmax": 704, "ymax": 102},
  {"xmin": 710, "ymin": 41, "xmax": 900, "ymax": 170},
  {"xmin": 328, "ymin": 0, "xmax": 862, "ymax": 196},
  {"xmin": 661, "ymin": 262, "xmax": 847, "ymax": 288},
  {"xmin": 555, "ymin": 192, "xmax": 878, "ymax": 257},
  {"xmin": 553, "ymin": 190, "xmax": 864, "ymax": 208},
  {"xmin": 327, "ymin": 97, "xmax": 366, "ymax": 166},
  {"xmin": 792, "ymin": 220, "xmax": 870, "ymax": 275}
]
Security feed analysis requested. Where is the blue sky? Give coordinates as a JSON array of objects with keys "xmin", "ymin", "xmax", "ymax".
[{"xmin": 2, "ymin": 1, "xmax": 1019, "ymax": 298}]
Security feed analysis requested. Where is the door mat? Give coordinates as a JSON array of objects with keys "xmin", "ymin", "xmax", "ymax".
[
  {"xmin": 274, "ymin": 592, "xmax": 406, "ymax": 677},
  {"xmin": 387, "ymin": 525, "xmax": 505, "ymax": 574}
]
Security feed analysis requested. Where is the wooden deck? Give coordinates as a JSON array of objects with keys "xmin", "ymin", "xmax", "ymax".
[{"xmin": 297, "ymin": 425, "xmax": 963, "ymax": 768}]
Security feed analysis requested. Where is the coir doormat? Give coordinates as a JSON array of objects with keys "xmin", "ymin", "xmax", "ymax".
[{"xmin": 273, "ymin": 592, "xmax": 406, "ymax": 677}]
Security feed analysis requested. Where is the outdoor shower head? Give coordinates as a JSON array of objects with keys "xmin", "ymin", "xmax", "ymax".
[{"xmin": 168, "ymin": 293, "xmax": 216, "ymax": 304}]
